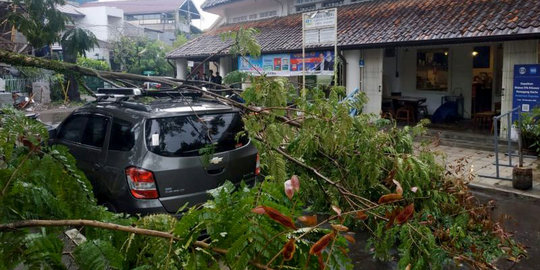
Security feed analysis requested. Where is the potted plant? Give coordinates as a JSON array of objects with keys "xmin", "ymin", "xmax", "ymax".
[
  {"xmin": 517, "ymin": 107, "xmax": 540, "ymax": 157},
  {"xmin": 513, "ymin": 107, "xmax": 539, "ymax": 190}
]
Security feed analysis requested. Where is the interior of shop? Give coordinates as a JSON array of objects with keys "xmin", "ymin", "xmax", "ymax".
[{"xmin": 381, "ymin": 44, "xmax": 503, "ymax": 133}]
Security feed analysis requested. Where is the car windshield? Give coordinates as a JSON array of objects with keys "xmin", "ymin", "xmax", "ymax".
[{"xmin": 145, "ymin": 112, "xmax": 248, "ymax": 157}]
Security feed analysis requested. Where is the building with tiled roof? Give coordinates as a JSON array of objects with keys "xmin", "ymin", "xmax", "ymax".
[{"xmin": 170, "ymin": 0, "xmax": 540, "ymax": 123}]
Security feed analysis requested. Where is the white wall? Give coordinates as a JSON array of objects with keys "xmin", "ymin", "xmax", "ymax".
[
  {"xmin": 394, "ymin": 47, "xmax": 449, "ymax": 115},
  {"xmin": 223, "ymin": 0, "xmax": 288, "ymax": 23},
  {"xmin": 76, "ymin": 7, "xmax": 124, "ymax": 42},
  {"xmin": 344, "ymin": 50, "xmax": 361, "ymax": 94},
  {"xmin": 344, "ymin": 48, "xmax": 383, "ymax": 115}
]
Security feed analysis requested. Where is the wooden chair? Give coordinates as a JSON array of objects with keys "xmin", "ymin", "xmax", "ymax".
[{"xmin": 396, "ymin": 106, "xmax": 415, "ymax": 124}]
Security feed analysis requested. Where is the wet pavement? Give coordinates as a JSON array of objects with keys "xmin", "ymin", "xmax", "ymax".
[
  {"xmin": 37, "ymin": 107, "xmax": 74, "ymax": 126},
  {"xmin": 475, "ymin": 188, "xmax": 540, "ymax": 270},
  {"xmin": 347, "ymin": 188, "xmax": 540, "ymax": 270}
]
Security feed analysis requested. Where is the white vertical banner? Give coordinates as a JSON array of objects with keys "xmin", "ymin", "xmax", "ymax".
[{"xmin": 302, "ymin": 8, "xmax": 338, "ymax": 90}]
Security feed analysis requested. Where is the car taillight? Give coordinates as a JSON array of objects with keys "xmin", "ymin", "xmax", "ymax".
[
  {"xmin": 125, "ymin": 167, "xmax": 158, "ymax": 199},
  {"xmin": 255, "ymin": 153, "xmax": 260, "ymax": 175}
]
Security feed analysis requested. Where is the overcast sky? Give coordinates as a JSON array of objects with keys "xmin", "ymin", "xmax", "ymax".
[{"xmin": 98, "ymin": 0, "xmax": 219, "ymax": 30}]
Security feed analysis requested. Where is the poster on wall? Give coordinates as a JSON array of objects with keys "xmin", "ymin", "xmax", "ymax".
[
  {"xmin": 262, "ymin": 54, "xmax": 290, "ymax": 76},
  {"xmin": 238, "ymin": 56, "xmax": 263, "ymax": 74},
  {"xmin": 238, "ymin": 51, "xmax": 334, "ymax": 77},
  {"xmin": 290, "ymin": 51, "xmax": 334, "ymax": 76},
  {"xmin": 512, "ymin": 64, "xmax": 540, "ymax": 121}
]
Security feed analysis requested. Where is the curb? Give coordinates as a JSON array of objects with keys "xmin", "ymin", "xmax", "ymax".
[{"xmin": 469, "ymin": 182, "xmax": 540, "ymax": 201}]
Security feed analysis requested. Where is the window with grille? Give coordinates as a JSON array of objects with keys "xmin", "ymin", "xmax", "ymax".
[
  {"xmin": 296, "ymin": 4, "xmax": 316, "ymax": 12},
  {"xmin": 260, "ymin": 10, "xmax": 277, "ymax": 18}
]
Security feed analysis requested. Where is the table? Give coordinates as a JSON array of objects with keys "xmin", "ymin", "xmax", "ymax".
[{"xmin": 383, "ymin": 96, "xmax": 428, "ymax": 122}]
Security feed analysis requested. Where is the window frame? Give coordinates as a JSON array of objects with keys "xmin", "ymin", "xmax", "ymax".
[{"xmin": 57, "ymin": 112, "xmax": 111, "ymax": 151}]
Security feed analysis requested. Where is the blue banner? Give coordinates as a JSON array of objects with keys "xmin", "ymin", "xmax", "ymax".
[{"xmin": 513, "ymin": 64, "xmax": 540, "ymax": 121}]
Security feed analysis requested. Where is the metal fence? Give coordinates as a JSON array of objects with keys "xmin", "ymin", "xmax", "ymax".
[
  {"xmin": 2, "ymin": 78, "xmax": 50, "ymax": 93},
  {"xmin": 479, "ymin": 107, "xmax": 536, "ymax": 181}
]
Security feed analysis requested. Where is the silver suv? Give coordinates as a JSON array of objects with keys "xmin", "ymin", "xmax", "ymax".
[{"xmin": 50, "ymin": 89, "xmax": 259, "ymax": 215}]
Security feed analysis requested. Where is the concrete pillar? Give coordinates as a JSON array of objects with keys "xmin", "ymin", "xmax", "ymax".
[
  {"xmin": 500, "ymin": 40, "xmax": 538, "ymax": 138},
  {"xmin": 219, "ymin": 56, "xmax": 233, "ymax": 77},
  {"xmin": 32, "ymin": 81, "xmax": 51, "ymax": 105},
  {"xmin": 175, "ymin": 58, "xmax": 188, "ymax": 80},
  {"xmin": 449, "ymin": 45, "xmax": 473, "ymax": 119},
  {"xmin": 344, "ymin": 50, "xmax": 361, "ymax": 94},
  {"xmin": 362, "ymin": 48, "xmax": 384, "ymax": 115}
]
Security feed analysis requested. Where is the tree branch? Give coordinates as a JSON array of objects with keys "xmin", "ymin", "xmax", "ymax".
[{"xmin": 0, "ymin": 219, "xmax": 273, "ymax": 270}]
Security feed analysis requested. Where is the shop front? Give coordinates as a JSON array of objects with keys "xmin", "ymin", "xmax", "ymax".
[{"xmin": 338, "ymin": 39, "xmax": 539, "ymax": 132}]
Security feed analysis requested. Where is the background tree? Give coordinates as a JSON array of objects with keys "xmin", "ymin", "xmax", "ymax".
[
  {"xmin": 172, "ymin": 33, "xmax": 188, "ymax": 48},
  {"xmin": 7, "ymin": 0, "xmax": 69, "ymax": 54},
  {"xmin": 111, "ymin": 36, "xmax": 173, "ymax": 76},
  {"xmin": 60, "ymin": 27, "xmax": 98, "ymax": 101}
]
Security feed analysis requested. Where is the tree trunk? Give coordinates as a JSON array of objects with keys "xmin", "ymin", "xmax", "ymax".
[
  {"xmin": 67, "ymin": 74, "xmax": 80, "ymax": 101},
  {"xmin": 62, "ymin": 49, "xmax": 80, "ymax": 101}
]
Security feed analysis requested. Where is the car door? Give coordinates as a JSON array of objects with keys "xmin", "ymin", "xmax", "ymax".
[{"xmin": 56, "ymin": 113, "xmax": 111, "ymax": 196}]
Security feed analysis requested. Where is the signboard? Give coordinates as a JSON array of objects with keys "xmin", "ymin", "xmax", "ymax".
[
  {"xmin": 238, "ymin": 51, "xmax": 334, "ymax": 77},
  {"xmin": 513, "ymin": 64, "xmax": 540, "ymax": 121},
  {"xmin": 303, "ymin": 8, "xmax": 337, "ymax": 45},
  {"xmin": 143, "ymin": 70, "xmax": 156, "ymax": 76}
]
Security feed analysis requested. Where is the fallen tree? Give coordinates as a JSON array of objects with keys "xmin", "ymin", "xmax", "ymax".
[{"xmin": 0, "ymin": 35, "xmax": 527, "ymax": 269}]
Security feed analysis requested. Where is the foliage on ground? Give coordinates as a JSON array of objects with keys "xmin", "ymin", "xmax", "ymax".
[
  {"xmin": 0, "ymin": 27, "xmax": 527, "ymax": 269},
  {"xmin": 0, "ymin": 108, "xmax": 351, "ymax": 269},
  {"xmin": 239, "ymin": 76, "xmax": 526, "ymax": 269}
]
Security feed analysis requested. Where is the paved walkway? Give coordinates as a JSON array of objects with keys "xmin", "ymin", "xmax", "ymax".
[{"xmin": 432, "ymin": 144, "xmax": 540, "ymax": 199}]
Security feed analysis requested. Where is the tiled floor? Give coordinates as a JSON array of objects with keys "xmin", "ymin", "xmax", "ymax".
[{"xmin": 430, "ymin": 144, "xmax": 540, "ymax": 199}]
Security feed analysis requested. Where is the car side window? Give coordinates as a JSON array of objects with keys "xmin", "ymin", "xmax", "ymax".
[
  {"xmin": 81, "ymin": 115, "xmax": 108, "ymax": 148},
  {"xmin": 109, "ymin": 118, "xmax": 134, "ymax": 151},
  {"xmin": 57, "ymin": 115, "xmax": 89, "ymax": 143}
]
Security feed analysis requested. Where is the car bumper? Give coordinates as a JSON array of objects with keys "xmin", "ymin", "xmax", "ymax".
[{"xmin": 116, "ymin": 177, "xmax": 258, "ymax": 216}]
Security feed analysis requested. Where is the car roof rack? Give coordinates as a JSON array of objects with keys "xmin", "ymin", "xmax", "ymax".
[
  {"xmin": 96, "ymin": 88, "xmax": 143, "ymax": 98},
  {"xmin": 96, "ymin": 88, "xmax": 205, "ymax": 99},
  {"xmin": 94, "ymin": 88, "xmax": 212, "ymax": 112}
]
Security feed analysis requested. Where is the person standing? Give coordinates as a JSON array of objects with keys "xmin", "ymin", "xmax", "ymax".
[{"xmin": 214, "ymin": 72, "xmax": 223, "ymax": 85}]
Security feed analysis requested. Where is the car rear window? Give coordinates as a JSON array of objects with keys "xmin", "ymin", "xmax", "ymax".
[{"xmin": 145, "ymin": 112, "xmax": 248, "ymax": 157}]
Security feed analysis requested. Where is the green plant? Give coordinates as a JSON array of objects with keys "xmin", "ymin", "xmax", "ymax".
[
  {"xmin": 517, "ymin": 107, "xmax": 540, "ymax": 155},
  {"xmin": 172, "ymin": 34, "xmax": 188, "ymax": 49},
  {"xmin": 111, "ymin": 36, "xmax": 173, "ymax": 76},
  {"xmin": 77, "ymin": 57, "xmax": 111, "ymax": 92}
]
